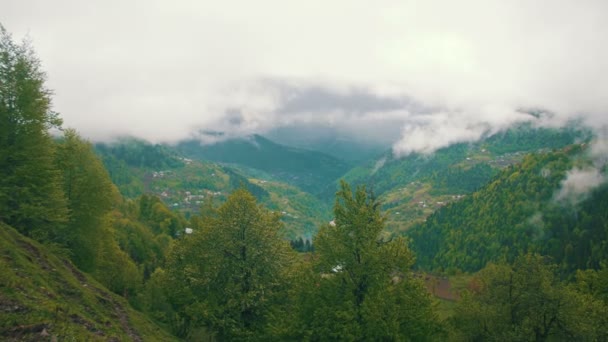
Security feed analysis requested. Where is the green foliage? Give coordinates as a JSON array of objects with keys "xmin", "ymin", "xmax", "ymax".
[
  {"xmin": 96, "ymin": 137, "xmax": 330, "ymax": 238},
  {"xmin": 335, "ymin": 123, "xmax": 583, "ymax": 214},
  {"xmin": 541, "ymin": 183, "xmax": 608, "ymax": 272},
  {"xmin": 93, "ymin": 224, "xmax": 141, "ymax": 299},
  {"xmin": 177, "ymin": 134, "xmax": 352, "ymax": 194},
  {"xmin": 138, "ymin": 193, "xmax": 186, "ymax": 237},
  {"xmin": 485, "ymin": 122, "xmax": 588, "ymax": 155},
  {"xmin": 223, "ymin": 166, "xmax": 269, "ymax": 201},
  {"xmin": 95, "ymin": 138, "xmax": 184, "ymax": 170},
  {"xmin": 427, "ymin": 163, "xmax": 497, "ymax": 195},
  {"xmin": 290, "ymin": 237, "xmax": 314, "ymax": 252},
  {"xmin": 95, "ymin": 151, "xmax": 145, "ymax": 197},
  {"xmin": 55, "ymin": 129, "xmax": 119, "ymax": 271},
  {"xmin": 410, "ymin": 150, "xmax": 580, "ymax": 273},
  {"xmin": 112, "ymin": 210, "xmax": 170, "ymax": 280},
  {"xmin": 159, "ymin": 188, "xmax": 295, "ymax": 340},
  {"xmin": 4, "ymin": 24, "xmax": 607, "ymax": 341},
  {"xmin": 0, "ymin": 25, "xmax": 68, "ymax": 240},
  {"xmin": 338, "ymin": 143, "xmax": 471, "ymax": 200},
  {"xmin": 252, "ymin": 178, "xmax": 331, "ymax": 239},
  {"xmin": 452, "ymin": 254, "xmax": 608, "ymax": 341},
  {"xmin": 302, "ymin": 181, "xmax": 442, "ymax": 340},
  {"xmin": 0, "ymin": 223, "xmax": 177, "ymax": 341},
  {"xmin": 409, "ymin": 145, "xmax": 608, "ymax": 275}
]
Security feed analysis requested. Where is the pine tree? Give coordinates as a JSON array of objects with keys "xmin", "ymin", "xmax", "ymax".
[
  {"xmin": 0, "ymin": 25, "xmax": 68, "ymax": 240},
  {"xmin": 55, "ymin": 129, "xmax": 118, "ymax": 270}
]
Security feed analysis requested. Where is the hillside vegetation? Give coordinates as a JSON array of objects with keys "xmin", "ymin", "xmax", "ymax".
[
  {"xmin": 336, "ymin": 123, "xmax": 586, "ymax": 234},
  {"xmin": 2, "ymin": 23, "xmax": 608, "ymax": 341},
  {"xmin": 177, "ymin": 134, "xmax": 351, "ymax": 194},
  {"xmin": 96, "ymin": 139, "xmax": 331, "ymax": 239},
  {"xmin": 0, "ymin": 223, "xmax": 176, "ymax": 341},
  {"xmin": 409, "ymin": 145, "xmax": 608, "ymax": 274}
]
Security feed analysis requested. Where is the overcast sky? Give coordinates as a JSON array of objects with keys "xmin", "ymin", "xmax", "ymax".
[{"xmin": 2, "ymin": 0, "xmax": 607, "ymax": 155}]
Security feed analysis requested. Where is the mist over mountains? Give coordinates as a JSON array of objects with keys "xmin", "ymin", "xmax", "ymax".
[{"xmin": 4, "ymin": 1, "xmax": 608, "ymax": 158}]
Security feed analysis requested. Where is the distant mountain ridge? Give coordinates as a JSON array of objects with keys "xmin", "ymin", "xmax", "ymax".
[
  {"xmin": 266, "ymin": 125, "xmax": 391, "ymax": 162},
  {"xmin": 176, "ymin": 134, "xmax": 352, "ymax": 194}
]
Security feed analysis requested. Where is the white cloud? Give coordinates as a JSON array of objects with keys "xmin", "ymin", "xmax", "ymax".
[
  {"xmin": 1, "ymin": 0, "xmax": 607, "ymax": 150},
  {"xmin": 555, "ymin": 167, "xmax": 605, "ymax": 205},
  {"xmin": 392, "ymin": 106, "xmax": 533, "ymax": 156}
]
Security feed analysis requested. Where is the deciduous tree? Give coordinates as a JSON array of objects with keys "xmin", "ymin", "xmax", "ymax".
[
  {"xmin": 309, "ymin": 180, "xmax": 441, "ymax": 340},
  {"xmin": 163, "ymin": 188, "xmax": 294, "ymax": 340}
]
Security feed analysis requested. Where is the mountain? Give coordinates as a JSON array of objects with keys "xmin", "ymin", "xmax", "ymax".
[
  {"xmin": 328, "ymin": 124, "xmax": 588, "ymax": 234},
  {"xmin": 408, "ymin": 144, "xmax": 608, "ymax": 274},
  {"xmin": 266, "ymin": 125, "xmax": 390, "ymax": 162},
  {"xmin": 176, "ymin": 134, "xmax": 352, "ymax": 194},
  {"xmin": 249, "ymin": 178, "xmax": 331, "ymax": 239},
  {"xmin": 95, "ymin": 139, "xmax": 330, "ymax": 238},
  {"xmin": 0, "ymin": 223, "xmax": 176, "ymax": 341}
]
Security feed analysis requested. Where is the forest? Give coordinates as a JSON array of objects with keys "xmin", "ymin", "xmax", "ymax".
[{"xmin": 2, "ymin": 24, "xmax": 608, "ymax": 341}]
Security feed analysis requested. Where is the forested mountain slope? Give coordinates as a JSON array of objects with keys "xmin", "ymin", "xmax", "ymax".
[
  {"xmin": 266, "ymin": 125, "xmax": 389, "ymax": 162},
  {"xmin": 96, "ymin": 139, "xmax": 330, "ymax": 238},
  {"xmin": 409, "ymin": 144, "xmax": 608, "ymax": 274},
  {"xmin": 335, "ymin": 124, "xmax": 587, "ymax": 234},
  {"xmin": 343, "ymin": 123, "xmax": 584, "ymax": 197},
  {"xmin": 176, "ymin": 134, "xmax": 351, "ymax": 194},
  {"xmin": 95, "ymin": 138, "xmax": 254, "ymax": 200}
]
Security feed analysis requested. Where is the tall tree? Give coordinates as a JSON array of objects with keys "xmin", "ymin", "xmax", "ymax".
[
  {"xmin": 163, "ymin": 188, "xmax": 294, "ymax": 340},
  {"xmin": 0, "ymin": 25, "xmax": 67, "ymax": 239},
  {"xmin": 309, "ymin": 180, "xmax": 441, "ymax": 340},
  {"xmin": 55, "ymin": 129, "xmax": 118, "ymax": 270}
]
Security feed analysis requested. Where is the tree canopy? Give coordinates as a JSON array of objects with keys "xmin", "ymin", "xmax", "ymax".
[
  {"xmin": 305, "ymin": 181, "xmax": 441, "ymax": 340},
  {"xmin": 161, "ymin": 188, "xmax": 295, "ymax": 340},
  {"xmin": 0, "ymin": 25, "xmax": 67, "ymax": 240}
]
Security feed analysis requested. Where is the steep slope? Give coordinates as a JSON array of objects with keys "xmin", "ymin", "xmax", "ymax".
[
  {"xmin": 335, "ymin": 124, "xmax": 587, "ymax": 234},
  {"xmin": 409, "ymin": 144, "xmax": 608, "ymax": 274},
  {"xmin": 0, "ymin": 223, "xmax": 177, "ymax": 341},
  {"xmin": 176, "ymin": 134, "xmax": 351, "ymax": 194},
  {"xmin": 95, "ymin": 139, "xmax": 268, "ymax": 206},
  {"xmin": 95, "ymin": 139, "xmax": 329, "ymax": 238},
  {"xmin": 249, "ymin": 178, "xmax": 331, "ymax": 239},
  {"xmin": 266, "ymin": 125, "xmax": 389, "ymax": 162}
]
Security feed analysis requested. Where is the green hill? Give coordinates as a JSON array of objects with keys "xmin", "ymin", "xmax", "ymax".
[
  {"xmin": 408, "ymin": 144, "xmax": 608, "ymax": 274},
  {"xmin": 0, "ymin": 223, "xmax": 176, "ymax": 341},
  {"xmin": 95, "ymin": 139, "xmax": 330, "ymax": 238},
  {"xmin": 332, "ymin": 124, "xmax": 587, "ymax": 234},
  {"xmin": 265, "ymin": 125, "xmax": 389, "ymax": 162},
  {"xmin": 249, "ymin": 178, "xmax": 331, "ymax": 239},
  {"xmin": 176, "ymin": 134, "xmax": 351, "ymax": 194}
]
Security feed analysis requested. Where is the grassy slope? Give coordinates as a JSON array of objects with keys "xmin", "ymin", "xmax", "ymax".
[{"xmin": 0, "ymin": 223, "xmax": 177, "ymax": 342}]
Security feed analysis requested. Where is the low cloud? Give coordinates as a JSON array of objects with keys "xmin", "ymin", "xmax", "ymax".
[
  {"xmin": 392, "ymin": 107, "xmax": 534, "ymax": 156},
  {"xmin": 555, "ymin": 167, "xmax": 605, "ymax": 205},
  {"xmin": 2, "ymin": 1, "xmax": 607, "ymax": 151}
]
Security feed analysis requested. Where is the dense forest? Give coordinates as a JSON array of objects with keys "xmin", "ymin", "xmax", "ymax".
[
  {"xmin": 409, "ymin": 146, "xmax": 608, "ymax": 274},
  {"xmin": 2, "ymin": 24, "xmax": 608, "ymax": 341}
]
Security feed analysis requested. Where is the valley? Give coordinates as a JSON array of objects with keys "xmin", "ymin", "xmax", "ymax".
[{"xmin": 2, "ymin": 17, "xmax": 608, "ymax": 340}]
